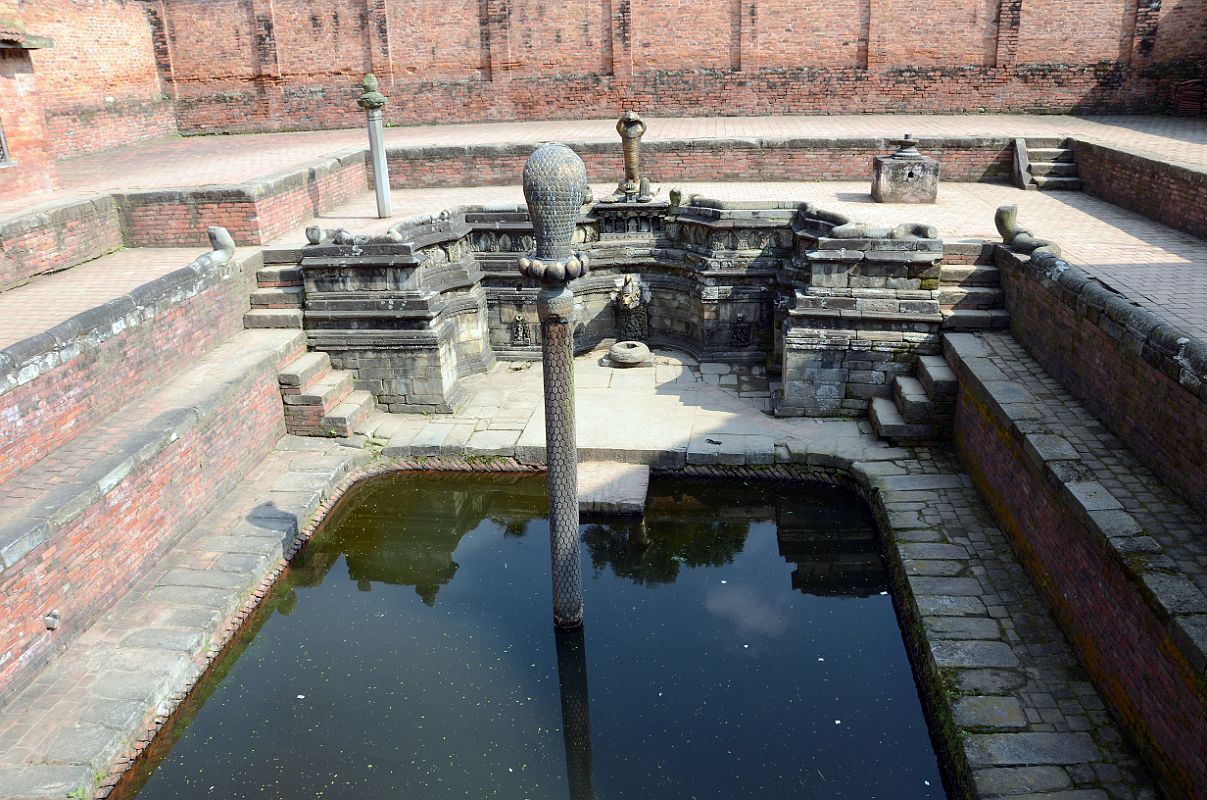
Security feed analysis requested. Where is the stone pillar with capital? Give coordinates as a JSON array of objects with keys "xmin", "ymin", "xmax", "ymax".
[
  {"xmin": 358, "ymin": 74, "xmax": 392, "ymax": 219},
  {"xmin": 518, "ymin": 142, "xmax": 591, "ymax": 629}
]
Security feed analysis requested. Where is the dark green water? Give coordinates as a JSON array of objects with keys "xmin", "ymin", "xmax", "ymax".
[{"xmin": 114, "ymin": 473, "xmax": 947, "ymax": 800}]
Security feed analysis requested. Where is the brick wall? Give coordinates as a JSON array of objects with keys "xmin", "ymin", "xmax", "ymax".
[
  {"xmin": 0, "ymin": 49, "xmax": 57, "ymax": 202},
  {"xmin": 954, "ymin": 370, "xmax": 1207, "ymax": 797},
  {"xmin": 0, "ymin": 369, "xmax": 285, "ymax": 697},
  {"xmin": 1074, "ymin": 140, "xmax": 1207, "ymax": 240},
  {"xmin": 0, "ymin": 260, "xmax": 251, "ymax": 486},
  {"xmin": 156, "ymin": 0, "xmax": 1196, "ymax": 135},
  {"xmin": 1000, "ymin": 250, "xmax": 1207, "ymax": 518},
  {"xmin": 23, "ymin": 0, "xmax": 175, "ymax": 158},
  {"xmin": 0, "ymin": 197, "xmax": 123, "ymax": 290},
  {"xmin": 384, "ymin": 137, "xmax": 1015, "ymax": 189},
  {"xmin": 118, "ymin": 153, "xmax": 367, "ymax": 247}
]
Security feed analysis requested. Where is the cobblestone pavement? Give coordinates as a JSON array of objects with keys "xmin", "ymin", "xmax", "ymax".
[
  {"xmin": 1, "ymin": 113, "xmax": 1201, "ymax": 214},
  {"xmin": 277, "ymin": 179, "xmax": 1207, "ymax": 342},
  {"xmin": 0, "ymin": 248, "xmax": 199, "ymax": 348},
  {"xmin": 977, "ymin": 333, "xmax": 1207, "ymax": 596}
]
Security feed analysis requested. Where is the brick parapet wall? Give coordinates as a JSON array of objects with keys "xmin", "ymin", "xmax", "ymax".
[
  {"xmin": 0, "ymin": 250, "xmax": 257, "ymax": 486},
  {"xmin": 996, "ymin": 247, "xmax": 1207, "ymax": 517},
  {"xmin": 1073, "ymin": 140, "xmax": 1207, "ymax": 240},
  {"xmin": 117, "ymin": 150, "xmax": 367, "ymax": 247},
  {"xmin": 384, "ymin": 136, "xmax": 1015, "ymax": 189},
  {"xmin": 0, "ymin": 197, "xmax": 124, "ymax": 291},
  {"xmin": 948, "ymin": 331, "xmax": 1207, "ymax": 797},
  {"xmin": 0, "ymin": 364, "xmax": 288, "ymax": 700}
]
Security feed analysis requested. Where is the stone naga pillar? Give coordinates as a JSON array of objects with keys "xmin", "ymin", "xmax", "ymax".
[
  {"xmin": 601, "ymin": 111, "xmax": 655, "ymax": 203},
  {"xmin": 358, "ymin": 74, "xmax": 392, "ymax": 219},
  {"xmin": 518, "ymin": 142, "xmax": 591, "ymax": 629}
]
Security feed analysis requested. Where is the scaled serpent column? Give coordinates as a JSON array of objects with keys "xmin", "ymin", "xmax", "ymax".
[{"xmin": 518, "ymin": 143, "xmax": 591, "ymax": 629}]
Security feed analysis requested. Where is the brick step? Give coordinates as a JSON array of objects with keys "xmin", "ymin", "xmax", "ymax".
[
  {"xmin": 869, "ymin": 396, "xmax": 938, "ymax": 445},
  {"xmin": 284, "ymin": 370, "xmax": 353, "ymax": 409},
  {"xmin": 255, "ymin": 264, "xmax": 303, "ymax": 288},
  {"xmin": 939, "ymin": 286, "xmax": 1005, "ymax": 310},
  {"xmin": 244, "ymin": 308, "xmax": 303, "ymax": 329},
  {"xmin": 942, "ymin": 308, "xmax": 1011, "ymax": 331},
  {"xmin": 940, "ymin": 263, "xmax": 1001, "ymax": 287},
  {"xmin": 278, "ymin": 351, "xmax": 333, "ymax": 394},
  {"xmin": 918, "ymin": 354, "xmax": 958, "ymax": 400},
  {"xmin": 250, "ymin": 286, "xmax": 304, "ymax": 308},
  {"xmin": 1033, "ymin": 175, "xmax": 1083, "ymax": 191},
  {"xmin": 321, "ymin": 390, "xmax": 377, "ymax": 438},
  {"xmin": 1026, "ymin": 146, "xmax": 1075, "ymax": 162}
]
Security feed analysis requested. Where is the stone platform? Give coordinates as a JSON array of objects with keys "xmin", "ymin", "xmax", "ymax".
[{"xmin": 577, "ymin": 462, "xmax": 650, "ymax": 515}]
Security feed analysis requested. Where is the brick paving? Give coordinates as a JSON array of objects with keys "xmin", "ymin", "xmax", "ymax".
[
  {"xmin": 0, "ymin": 248, "xmax": 199, "ymax": 348},
  {"xmin": 977, "ymin": 332, "xmax": 1207, "ymax": 597}
]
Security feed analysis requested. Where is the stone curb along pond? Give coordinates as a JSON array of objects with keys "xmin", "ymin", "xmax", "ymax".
[{"xmin": 0, "ymin": 414, "xmax": 1157, "ymax": 800}]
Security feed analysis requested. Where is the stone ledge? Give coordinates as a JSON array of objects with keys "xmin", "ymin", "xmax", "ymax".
[
  {"xmin": 995, "ymin": 247, "xmax": 1207, "ymax": 404},
  {"xmin": 947, "ymin": 332, "xmax": 1207, "ymax": 652},
  {"xmin": 0, "ymin": 247, "xmax": 258, "ymax": 398},
  {"xmin": 0, "ymin": 330, "xmax": 304, "ymax": 578}
]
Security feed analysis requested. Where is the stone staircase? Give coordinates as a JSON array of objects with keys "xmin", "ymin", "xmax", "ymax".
[
  {"xmin": 244, "ymin": 263, "xmax": 303, "ymax": 329},
  {"xmin": 277, "ymin": 350, "xmax": 377, "ymax": 438},
  {"xmin": 938, "ymin": 257, "xmax": 1009, "ymax": 332},
  {"xmin": 1023, "ymin": 137, "xmax": 1082, "ymax": 191},
  {"xmin": 869, "ymin": 354, "xmax": 959, "ymax": 445}
]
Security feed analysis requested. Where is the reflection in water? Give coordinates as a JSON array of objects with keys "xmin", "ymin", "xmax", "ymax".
[
  {"xmin": 113, "ymin": 474, "xmax": 948, "ymax": 800},
  {"xmin": 555, "ymin": 627, "xmax": 596, "ymax": 800}
]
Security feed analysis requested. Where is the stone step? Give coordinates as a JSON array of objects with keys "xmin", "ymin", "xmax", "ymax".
[
  {"xmin": 918, "ymin": 354, "xmax": 958, "ymax": 399},
  {"xmin": 255, "ymin": 264, "xmax": 303, "ymax": 287},
  {"xmin": 1033, "ymin": 175, "xmax": 1083, "ymax": 191},
  {"xmin": 284, "ymin": 370, "xmax": 353, "ymax": 408},
  {"xmin": 940, "ymin": 263, "xmax": 1001, "ymax": 287},
  {"xmin": 1030, "ymin": 161, "xmax": 1079, "ymax": 177},
  {"xmin": 892, "ymin": 376, "xmax": 938, "ymax": 424},
  {"xmin": 321, "ymin": 390, "xmax": 377, "ymax": 438},
  {"xmin": 870, "ymin": 396, "xmax": 938, "ymax": 444},
  {"xmin": 278, "ymin": 351, "xmax": 333, "ymax": 391},
  {"xmin": 250, "ymin": 286, "xmax": 304, "ymax": 308},
  {"xmin": 939, "ymin": 286, "xmax": 1005, "ymax": 310},
  {"xmin": 1026, "ymin": 146, "xmax": 1075, "ymax": 162},
  {"xmin": 578, "ymin": 462, "xmax": 650, "ymax": 515},
  {"xmin": 1023, "ymin": 137, "xmax": 1069, "ymax": 150},
  {"xmin": 942, "ymin": 308, "xmax": 1011, "ymax": 331},
  {"xmin": 244, "ymin": 308, "xmax": 303, "ymax": 329}
]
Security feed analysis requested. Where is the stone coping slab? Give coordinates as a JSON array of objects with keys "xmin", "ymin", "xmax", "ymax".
[
  {"xmin": 0, "ymin": 246, "xmax": 259, "ymax": 398},
  {"xmin": 0, "ymin": 329, "xmax": 304, "ymax": 578}
]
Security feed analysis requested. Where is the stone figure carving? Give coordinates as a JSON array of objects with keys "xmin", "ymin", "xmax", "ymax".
[
  {"xmin": 517, "ymin": 142, "xmax": 591, "ymax": 630},
  {"xmin": 510, "ymin": 314, "xmax": 532, "ymax": 347},
  {"xmin": 191, "ymin": 226, "xmax": 236, "ymax": 270},
  {"xmin": 995, "ymin": 205, "xmax": 1061, "ymax": 257},
  {"xmin": 829, "ymin": 220, "xmax": 939, "ymax": 240},
  {"xmin": 601, "ymin": 112, "xmax": 656, "ymax": 204},
  {"xmin": 305, "ymin": 225, "xmax": 404, "ymax": 246},
  {"xmin": 612, "ymin": 274, "xmax": 649, "ymax": 342}
]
